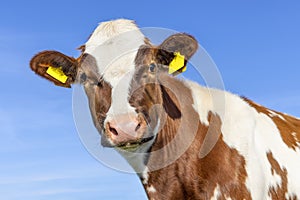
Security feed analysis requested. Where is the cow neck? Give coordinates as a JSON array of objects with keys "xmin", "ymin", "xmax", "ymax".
[{"xmin": 139, "ymin": 79, "xmax": 251, "ymax": 199}]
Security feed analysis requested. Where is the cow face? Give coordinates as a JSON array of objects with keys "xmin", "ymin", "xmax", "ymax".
[{"xmin": 30, "ymin": 20, "xmax": 198, "ymax": 152}]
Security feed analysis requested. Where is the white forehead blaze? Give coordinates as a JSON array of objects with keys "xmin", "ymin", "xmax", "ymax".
[{"xmin": 84, "ymin": 19, "xmax": 146, "ymax": 118}]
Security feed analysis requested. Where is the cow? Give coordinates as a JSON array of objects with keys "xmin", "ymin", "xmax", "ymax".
[{"xmin": 30, "ymin": 19, "xmax": 300, "ymax": 200}]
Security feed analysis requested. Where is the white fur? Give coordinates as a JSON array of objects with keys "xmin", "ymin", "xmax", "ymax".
[
  {"xmin": 147, "ymin": 185, "xmax": 156, "ymax": 193},
  {"xmin": 186, "ymin": 80, "xmax": 300, "ymax": 199},
  {"xmin": 267, "ymin": 109, "xmax": 286, "ymax": 121},
  {"xmin": 84, "ymin": 19, "xmax": 300, "ymax": 198},
  {"xmin": 84, "ymin": 19, "xmax": 146, "ymax": 120},
  {"xmin": 210, "ymin": 184, "xmax": 220, "ymax": 200},
  {"xmin": 117, "ymin": 119, "xmax": 160, "ymax": 175},
  {"xmin": 292, "ymin": 132, "xmax": 300, "ymax": 147},
  {"xmin": 188, "ymin": 81, "xmax": 215, "ymax": 126},
  {"xmin": 84, "ymin": 19, "xmax": 161, "ymax": 176},
  {"xmin": 116, "ymin": 133, "xmax": 156, "ymax": 174},
  {"xmin": 85, "ymin": 19, "xmax": 144, "ymax": 55},
  {"xmin": 142, "ymin": 167, "xmax": 150, "ymax": 184}
]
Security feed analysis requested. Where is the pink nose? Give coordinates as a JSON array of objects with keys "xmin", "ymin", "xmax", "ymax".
[{"xmin": 106, "ymin": 115, "xmax": 143, "ymax": 145}]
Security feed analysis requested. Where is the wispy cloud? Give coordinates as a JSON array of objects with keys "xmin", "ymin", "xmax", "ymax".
[
  {"xmin": 0, "ymin": 98, "xmax": 72, "ymax": 153},
  {"xmin": 0, "ymin": 165, "xmax": 110, "ymax": 185},
  {"xmin": 0, "ymin": 161, "xmax": 145, "ymax": 200}
]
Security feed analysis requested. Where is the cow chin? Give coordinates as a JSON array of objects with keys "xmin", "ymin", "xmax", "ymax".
[
  {"xmin": 103, "ymin": 130, "xmax": 155, "ymax": 152},
  {"xmin": 115, "ymin": 135, "xmax": 155, "ymax": 152}
]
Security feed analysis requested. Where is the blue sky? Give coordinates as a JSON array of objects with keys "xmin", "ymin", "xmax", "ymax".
[{"xmin": 1, "ymin": 0, "xmax": 300, "ymax": 199}]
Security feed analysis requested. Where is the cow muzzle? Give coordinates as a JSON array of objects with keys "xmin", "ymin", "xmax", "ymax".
[{"xmin": 103, "ymin": 114, "xmax": 153, "ymax": 150}]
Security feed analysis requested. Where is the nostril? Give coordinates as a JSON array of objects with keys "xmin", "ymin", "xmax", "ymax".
[
  {"xmin": 135, "ymin": 123, "xmax": 141, "ymax": 132},
  {"xmin": 109, "ymin": 127, "xmax": 118, "ymax": 136}
]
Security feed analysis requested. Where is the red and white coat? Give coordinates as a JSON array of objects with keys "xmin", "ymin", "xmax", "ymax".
[{"xmin": 30, "ymin": 19, "xmax": 300, "ymax": 200}]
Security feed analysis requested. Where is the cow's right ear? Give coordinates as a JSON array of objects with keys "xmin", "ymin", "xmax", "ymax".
[{"xmin": 30, "ymin": 51, "xmax": 79, "ymax": 88}]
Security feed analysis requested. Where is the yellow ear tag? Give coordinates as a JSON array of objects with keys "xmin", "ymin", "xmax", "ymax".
[
  {"xmin": 168, "ymin": 52, "xmax": 186, "ymax": 75},
  {"xmin": 46, "ymin": 66, "xmax": 68, "ymax": 83}
]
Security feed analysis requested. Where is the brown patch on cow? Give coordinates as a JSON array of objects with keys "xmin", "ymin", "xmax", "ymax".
[
  {"xmin": 134, "ymin": 33, "xmax": 198, "ymax": 73},
  {"xmin": 134, "ymin": 44, "xmax": 176, "ymax": 77},
  {"xmin": 142, "ymin": 75, "xmax": 251, "ymax": 199},
  {"xmin": 79, "ymin": 54, "xmax": 112, "ymax": 145},
  {"xmin": 199, "ymin": 112, "xmax": 251, "ymax": 200},
  {"xmin": 134, "ymin": 45, "xmax": 156, "ymax": 67},
  {"xmin": 267, "ymin": 152, "xmax": 289, "ymax": 199},
  {"xmin": 244, "ymin": 98, "xmax": 300, "ymax": 151}
]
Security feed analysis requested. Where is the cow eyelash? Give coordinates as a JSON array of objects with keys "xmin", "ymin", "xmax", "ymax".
[
  {"xmin": 96, "ymin": 81, "xmax": 103, "ymax": 87},
  {"xmin": 95, "ymin": 77, "xmax": 104, "ymax": 87}
]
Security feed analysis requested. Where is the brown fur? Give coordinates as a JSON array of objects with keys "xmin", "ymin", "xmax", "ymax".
[
  {"xmin": 79, "ymin": 54, "xmax": 113, "ymax": 145},
  {"xmin": 267, "ymin": 152, "xmax": 289, "ymax": 199},
  {"xmin": 30, "ymin": 51, "xmax": 113, "ymax": 136},
  {"xmin": 129, "ymin": 41, "xmax": 251, "ymax": 199},
  {"xmin": 30, "ymin": 51, "xmax": 78, "ymax": 88},
  {"xmin": 30, "ymin": 32, "xmax": 255, "ymax": 199},
  {"xmin": 158, "ymin": 33, "xmax": 198, "ymax": 60},
  {"xmin": 77, "ymin": 44, "xmax": 86, "ymax": 53},
  {"xmin": 244, "ymin": 98, "xmax": 300, "ymax": 151},
  {"xmin": 143, "ymin": 76, "xmax": 251, "ymax": 199}
]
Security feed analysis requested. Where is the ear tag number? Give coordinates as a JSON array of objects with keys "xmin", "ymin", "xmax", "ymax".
[
  {"xmin": 168, "ymin": 52, "xmax": 186, "ymax": 75},
  {"xmin": 46, "ymin": 66, "xmax": 68, "ymax": 83}
]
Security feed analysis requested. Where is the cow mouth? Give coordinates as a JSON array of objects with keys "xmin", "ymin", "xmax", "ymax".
[{"xmin": 115, "ymin": 135, "xmax": 154, "ymax": 151}]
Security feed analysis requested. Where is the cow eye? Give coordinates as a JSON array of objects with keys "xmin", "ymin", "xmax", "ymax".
[
  {"xmin": 149, "ymin": 63, "xmax": 156, "ymax": 73},
  {"xmin": 80, "ymin": 73, "xmax": 87, "ymax": 83}
]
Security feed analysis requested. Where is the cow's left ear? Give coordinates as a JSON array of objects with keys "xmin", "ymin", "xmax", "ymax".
[
  {"xmin": 30, "ymin": 51, "xmax": 79, "ymax": 88},
  {"xmin": 156, "ymin": 33, "xmax": 198, "ymax": 74}
]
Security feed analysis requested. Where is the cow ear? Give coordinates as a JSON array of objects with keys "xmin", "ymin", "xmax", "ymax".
[
  {"xmin": 156, "ymin": 33, "xmax": 198, "ymax": 74},
  {"xmin": 30, "ymin": 51, "xmax": 79, "ymax": 88}
]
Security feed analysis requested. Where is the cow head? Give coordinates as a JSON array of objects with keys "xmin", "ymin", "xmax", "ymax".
[{"xmin": 30, "ymin": 19, "xmax": 198, "ymax": 153}]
